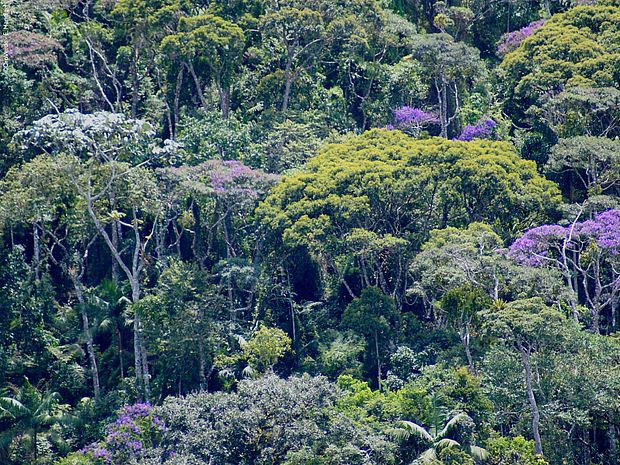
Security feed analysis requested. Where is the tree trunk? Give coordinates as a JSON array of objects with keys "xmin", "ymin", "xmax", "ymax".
[
  {"xmin": 591, "ymin": 258, "xmax": 602, "ymax": 334},
  {"xmin": 133, "ymin": 308, "xmax": 143, "ymax": 396},
  {"xmin": 461, "ymin": 325, "xmax": 475, "ymax": 374},
  {"xmin": 188, "ymin": 62, "xmax": 209, "ymax": 111},
  {"xmin": 117, "ymin": 325, "xmax": 124, "ymax": 379},
  {"xmin": 130, "ymin": 43, "xmax": 140, "ymax": 118},
  {"xmin": 592, "ymin": 304, "xmax": 601, "ymax": 335},
  {"xmin": 33, "ymin": 223, "xmax": 41, "ymax": 282},
  {"xmin": 436, "ymin": 78, "xmax": 449, "ymax": 138},
  {"xmin": 110, "ymin": 194, "xmax": 121, "ymax": 284},
  {"xmin": 281, "ymin": 49, "xmax": 294, "ymax": 113},
  {"xmin": 375, "ymin": 331, "xmax": 382, "ymax": 390},
  {"xmin": 172, "ymin": 65, "xmax": 185, "ymax": 139},
  {"xmin": 72, "ymin": 274, "xmax": 101, "ymax": 401},
  {"xmin": 131, "ymin": 283, "xmax": 150, "ymax": 399},
  {"xmin": 520, "ymin": 345, "xmax": 543, "ymax": 456},
  {"xmin": 219, "ymin": 84, "xmax": 231, "ymax": 119},
  {"xmin": 140, "ymin": 328, "xmax": 150, "ymax": 398}
]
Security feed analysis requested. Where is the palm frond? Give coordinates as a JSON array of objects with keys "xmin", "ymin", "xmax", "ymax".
[
  {"xmin": 387, "ymin": 426, "xmax": 412, "ymax": 442},
  {"xmin": 242, "ymin": 365, "xmax": 256, "ymax": 379},
  {"xmin": 0, "ymin": 398, "xmax": 28, "ymax": 417},
  {"xmin": 398, "ymin": 420, "xmax": 433, "ymax": 443},
  {"xmin": 96, "ymin": 317, "xmax": 113, "ymax": 332},
  {"xmin": 417, "ymin": 447, "xmax": 438, "ymax": 464},
  {"xmin": 438, "ymin": 412, "xmax": 470, "ymax": 438},
  {"xmin": 33, "ymin": 392, "xmax": 60, "ymax": 417},
  {"xmin": 467, "ymin": 445, "xmax": 489, "ymax": 462},
  {"xmin": 218, "ymin": 368, "xmax": 235, "ymax": 379},
  {"xmin": 436, "ymin": 438, "xmax": 460, "ymax": 450}
]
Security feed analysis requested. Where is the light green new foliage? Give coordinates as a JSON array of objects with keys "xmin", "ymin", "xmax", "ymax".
[
  {"xmin": 486, "ymin": 436, "xmax": 548, "ymax": 465},
  {"xmin": 261, "ymin": 129, "xmax": 559, "ymax": 242},
  {"xmin": 259, "ymin": 129, "xmax": 560, "ymax": 299},
  {"xmin": 501, "ymin": 4, "xmax": 620, "ymax": 111},
  {"xmin": 243, "ymin": 325, "xmax": 292, "ymax": 372}
]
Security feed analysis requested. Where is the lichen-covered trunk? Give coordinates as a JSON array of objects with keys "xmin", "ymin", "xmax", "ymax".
[
  {"xmin": 73, "ymin": 275, "xmax": 101, "ymax": 400},
  {"xmin": 520, "ymin": 345, "xmax": 543, "ymax": 456}
]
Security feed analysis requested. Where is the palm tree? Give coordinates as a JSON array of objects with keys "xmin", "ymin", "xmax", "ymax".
[
  {"xmin": 393, "ymin": 398, "xmax": 488, "ymax": 465},
  {"xmin": 0, "ymin": 380, "xmax": 64, "ymax": 464}
]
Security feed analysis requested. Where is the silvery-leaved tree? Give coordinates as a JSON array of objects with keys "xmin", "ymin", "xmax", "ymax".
[{"xmin": 13, "ymin": 110, "xmax": 166, "ymax": 400}]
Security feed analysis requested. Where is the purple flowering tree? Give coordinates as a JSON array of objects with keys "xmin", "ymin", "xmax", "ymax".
[
  {"xmin": 509, "ymin": 209, "xmax": 620, "ymax": 332},
  {"xmin": 389, "ymin": 106, "xmax": 439, "ymax": 136},
  {"xmin": 456, "ymin": 119, "xmax": 497, "ymax": 141},
  {"xmin": 159, "ymin": 160, "xmax": 278, "ymax": 260},
  {"xmin": 79, "ymin": 403, "xmax": 165, "ymax": 465},
  {"xmin": 497, "ymin": 19, "xmax": 546, "ymax": 55}
]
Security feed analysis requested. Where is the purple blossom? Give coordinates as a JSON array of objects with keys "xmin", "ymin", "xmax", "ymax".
[
  {"xmin": 80, "ymin": 444, "xmax": 113, "ymax": 465},
  {"xmin": 510, "ymin": 211, "xmax": 620, "ymax": 266},
  {"xmin": 388, "ymin": 106, "xmax": 439, "ymax": 133},
  {"xmin": 122, "ymin": 402, "xmax": 153, "ymax": 417},
  {"xmin": 508, "ymin": 224, "xmax": 568, "ymax": 266},
  {"xmin": 510, "ymin": 210, "xmax": 620, "ymax": 328},
  {"xmin": 77, "ymin": 402, "xmax": 165, "ymax": 465},
  {"xmin": 164, "ymin": 159, "xmax": 278, "ymax": 202},
  {"xmin": 574, "ymin": 210, "xmax": 620, "ymax": 253},
  {"xmin": 456, "ymin": 119, "xmax": 497, "ymax": 141},
  {"xmin": 127, "ymin": 439, "xmax": 144, "ymax": 451},
  {"xmin": 497, "ymin": 19, "xmax": 546, "ymax": 55}
]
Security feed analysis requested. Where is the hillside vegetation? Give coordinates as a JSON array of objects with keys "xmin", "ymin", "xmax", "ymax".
[{"xmin": 0, "ymin": 1, "xmax": 620, "ymax": 464}]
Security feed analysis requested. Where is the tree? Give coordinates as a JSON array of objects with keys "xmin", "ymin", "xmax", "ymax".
[
  {"xmin": 496, "ymin": 19, "xmax": 546, "ymax": 56},
  {"xmin": 332, "ymin": 4, "xmax": 418, "ymax": 129},
  {"xmin": 15, "ymin": 110, "xmax": 165, "ymax": 399},
  {"xmin": 546, "ymin": 137, "xmax": 620, "ymax": 197},
  {"xmin": 482, "ymin": 298, "xmax": 573, "ymax": 456},
  {"xmin": 75, "ymin": 159, "xmax": 162, "ymax": 400},
  {"xmin": 483, "ymin": 310, "xmax": 620, "ymax": 464},
  {"xmin": 456, "ymin": 119, "xmax": 497, "ymax": 142},
  {"xmin": 154, "ymin": 374, "xmax": 396, "ymax": 465},
  {"xmin": 485, "ymin": 436, "xmax": 548, "ymax": 465},
  {"xmin": 342, "ymin": 287, "xmax": 400, "ymax": 388},
  {"xmin": 509, "ymin": 210, "xmax": 620, "ymax": 333},
  {"xmin": 440, "ymin": 287, "xmax": 492, "ymax": 374},
  {"xmin": 410, "ymin": 223, "xmax": 505, "ymax": 310},
  {"xmin": 65, "ymin": 402, "xmax": 165, "ymax": 465},
  {"xmin": 0, "ymin": 380, "xmax": 64, "ymax": 464},
  {"xmin": 432, "ymin": 2, "xmax": 475, "ymax": 41},
  {"xmin": 260, "ymin": 0, "xmax": 326, "ymax": 114},
  {"xmin": 0, "ymin": 247, "xmax": 56, "ymax": 395},
  {"xmin": 536, "ymin": 86, "xmax": 620, "ymax": 138},
  {"xmin": 500, "ymin": 4, "xmax": 620, "ymax": 122},
  {"xmin": 394, "ymin": 407, "xmax": 488, "ymax": 465},
  {"xmin": 243, "ymin": 325, "xmax": 292, "ymax": 373},
  {"xmin": 408, "ymin": 34, "xmax": 483, "ymax": 138},
  {"xmin": 259, "ymin": 130, "xmax": 560, "ymax": 303},
  {"xmin": 137, "ymin": 260, "xmax": 226, "ymax": 395},
  {"xmin": 111, "ymin": 0, "xmax": 179, "ymax": 117},
  {"xmin": 390, "ymin": 106, "xmax": 439, "ymax": 137},
  {"xmin": 0, "ymin": 154, "xmax": 102, "ymax": 400},
  {"xmin": 159, "ymin": 159, "xmax": 278, "ymax": 264},
  {"xmin": 160, "ymin": 13, "xmax": 245, "ymax": 118}
]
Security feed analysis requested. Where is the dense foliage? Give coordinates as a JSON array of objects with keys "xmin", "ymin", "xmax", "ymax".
[{"xmin": 0, "ymin": 1, "xmax": 619, "ymax": 465}]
